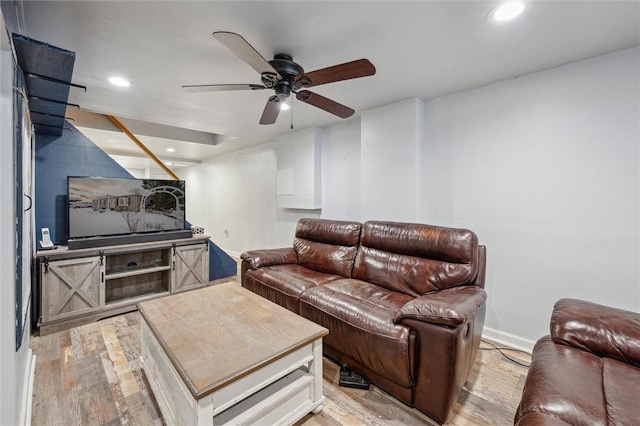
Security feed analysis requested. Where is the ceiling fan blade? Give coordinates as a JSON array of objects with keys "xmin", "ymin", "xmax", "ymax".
[
  {"xmin": 213, "ymin": 31, "xmax": 281, "ymax": 79},
  {"xmin": 182, "ymin": 84, "xmax": 265, "ymax": 93},
  {"xmin": 296, "ymin": 59, "xmax": 375, "ymax": 88},
  {"xmin": 259, "ymin": 96, "xmax": 281, "ymax": 125},
  {"xmin": 296, "ymin": 90, "xmax": 354, "ymax": 118}
]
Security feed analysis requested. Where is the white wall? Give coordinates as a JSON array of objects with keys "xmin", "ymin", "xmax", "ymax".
[
  {"xmin": 321, "ymin": 119, "xmax": 361, "ymax": 221},
  {"xmin": 185, "ymin": 47, "xmax": 639, "ymax": 350},
  {"xmin": 183, "ymin": 143, "xmax": 320, "ymax": 255},
  {"xmin": 421, "ymin": 47, "xmax": 639, "ymax": 347},
  {"xmin": 184, "ymin": 120, "xmax": 367, "ymax": 254},
  {"xmin": 361, "ymin": 98, "xmax": 423, "ymax": 222},
  {"xmin": 1, "ymin": 13, "xmax": 33, "ymax": 425}
]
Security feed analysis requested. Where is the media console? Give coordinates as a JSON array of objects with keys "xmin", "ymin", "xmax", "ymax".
[{"xmin": 36, "ymin": 235, "xmax": 211, "ymax": 335}]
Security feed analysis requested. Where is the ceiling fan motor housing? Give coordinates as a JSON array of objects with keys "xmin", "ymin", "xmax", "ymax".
[
  {"xmin": 270, "ymin": 53, "xmax": 304, "ymax": 79},
  {"xmin": 274, "ymin": 81, "xmax": 291, "ymax": 99},
  {"xmin": 266, "ymin": 53, "xmax": 305, "ymax": 99}
]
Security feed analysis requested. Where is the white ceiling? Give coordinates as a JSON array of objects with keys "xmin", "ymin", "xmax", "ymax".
[{"xmin": 12, "ymin": 1, "xmax": 640, "ymax": 166}]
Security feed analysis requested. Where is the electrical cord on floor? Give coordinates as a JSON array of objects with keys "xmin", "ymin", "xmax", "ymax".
[{"xmin": 480, "ymin": 340, "xmax": 531, "ymax": 368}]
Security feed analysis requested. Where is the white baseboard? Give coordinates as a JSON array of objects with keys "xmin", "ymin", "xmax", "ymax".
[
  {"xmin": 482, "ymin": 327, "xmax": 536, "ymax": 354},
  {"xmin": 19, "ymin": 351, "xmax": 36, "ymax": 426}
]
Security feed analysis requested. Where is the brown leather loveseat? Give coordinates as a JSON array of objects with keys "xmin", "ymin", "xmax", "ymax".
[
  {"xmin": 241, "ymin": 218, "xmax": 487, "ymax": 424},
  {"xmin": 515, "ymin": 298, "xmax": 640, "ymax": 425}
]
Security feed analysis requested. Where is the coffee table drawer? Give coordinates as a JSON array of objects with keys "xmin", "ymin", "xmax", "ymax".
[
  {"xmin": 213, "ymin": 368, "xmax": 315, "ymax": 426},
  {"xmin": 209, "ymin": 342, "xmax": 315, "ymax": 415}
]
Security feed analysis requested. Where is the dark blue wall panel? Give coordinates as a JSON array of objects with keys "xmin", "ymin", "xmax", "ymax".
[
  {"xmin": 208, "ymin": 240, "xmax": 238, "ymax": 279},
  {"xmin": 35, "ymin": 122, "xmax": 235, "ymax": 281},
  {"xmin": 35, "ymin": 123, "xmax": 131, "ymax": 244}
]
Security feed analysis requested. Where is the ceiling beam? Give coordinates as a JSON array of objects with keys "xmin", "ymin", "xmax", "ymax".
[
  {"xmin": 67, "ymin": 109, "xmax": 234, "ymax": 145},
  {"xmin": 107, "ymin": 115, "xmax": 180, "ymax": 180},
  {"xmin": 105, "ymin": 150, "xmax": 201, "ymax": 165}
]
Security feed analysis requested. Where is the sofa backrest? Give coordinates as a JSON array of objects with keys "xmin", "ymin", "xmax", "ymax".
[
  {"xmin": 294, "ymin": 218, "xmax": 362, "ymax": 278},
  {"xmin": 352, "ymin": 221, "xmax": 480, "ymax": 297}
]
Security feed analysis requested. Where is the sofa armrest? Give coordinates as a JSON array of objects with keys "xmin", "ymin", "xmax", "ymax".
[
  {"xmin": 394, "ymin": 286, "xmax": 487, "ymax": 326},
  {"xmin": 551, "ymin": 298, "xmax": 640, "ymax": 367},
  {"xmin": 240, "ymin": 248, "xmax": 298, "ymax": 269}
]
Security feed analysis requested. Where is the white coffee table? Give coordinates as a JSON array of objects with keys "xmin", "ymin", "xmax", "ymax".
[{"xmin": 138, "ymin": 282, "xmax": 328, "ymax": 425}]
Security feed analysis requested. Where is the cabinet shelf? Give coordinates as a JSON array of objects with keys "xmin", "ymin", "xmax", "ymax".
[
  {"xmin": 106, "ymin": 264, "xmax": 172, "ymax": 280},
  {"xmin": 106, "ymin": 285, "xmax": 169, "ymax": 305}
]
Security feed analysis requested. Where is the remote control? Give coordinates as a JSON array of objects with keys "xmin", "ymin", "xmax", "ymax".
[{"xmin": 339, "ymin": 365, "xmax": 371, "ymax": 390}]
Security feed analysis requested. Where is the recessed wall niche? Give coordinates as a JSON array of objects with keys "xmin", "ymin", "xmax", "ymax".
[{"xmin": 275, "ymin": 127, "xmax": 322, "ymax": 210}]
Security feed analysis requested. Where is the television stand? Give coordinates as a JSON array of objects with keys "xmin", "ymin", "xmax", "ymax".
[{"xmin": 35, "ymin": 235, "xmax": 211, "ymax": 335}]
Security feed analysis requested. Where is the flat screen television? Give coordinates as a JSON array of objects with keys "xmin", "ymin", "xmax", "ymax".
[{"xmin": 68, "ymin": 176, "xmax": 186, "ymax": 240}]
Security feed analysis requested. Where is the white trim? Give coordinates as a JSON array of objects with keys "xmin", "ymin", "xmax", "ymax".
[
  {"xmin": 19, "ymin": 351, "xmax": 35, "ymax": 426},
  {"xmin": 482, "ymin": 326, "xmax": 536, "ymax": 354},
  {"xmin": 223, "ymin": 249, "xmax": 241, "ymax": 261}
]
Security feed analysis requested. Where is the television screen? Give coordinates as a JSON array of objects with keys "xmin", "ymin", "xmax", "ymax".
[{"xmin": 68, "ymin": 176, "xmax": 186, "ymax": 239}]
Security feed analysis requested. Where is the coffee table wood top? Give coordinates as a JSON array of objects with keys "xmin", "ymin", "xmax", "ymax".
[{"xmin": 138, "ymin": 282, "xmax": 328, "ymax": 400}]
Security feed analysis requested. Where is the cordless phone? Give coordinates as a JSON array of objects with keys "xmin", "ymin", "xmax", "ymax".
[{"xmin": 40, "ymin": 228, "xmax": 54, "ymax": 249}]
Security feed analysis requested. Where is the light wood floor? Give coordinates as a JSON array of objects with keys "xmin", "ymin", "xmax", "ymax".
[{"xmin": 30, "ymin": 280, "xmax": 530, "ymax": 426}]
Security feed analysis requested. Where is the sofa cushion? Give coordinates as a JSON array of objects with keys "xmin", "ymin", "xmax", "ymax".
[
  {"xmin": 515, "ymin": 336, "xmax": 607, "ymax": 426},
  {"xmin": 294, "ymin": 219, "xmax": 362, "ymax": 278},
  {"xmin": 352, "ymin": 221, "xmax": 479, "ymax": 297},
  {"xmin": 551, "ymin": 298, "xmax": 640, "ymax": 368},
  {"xmin": 299, "ymin": 279, "xmax": 414, "ymax": 388},
  {"xmin": 243, "ymin": 264, "xmax": 341, "ymax": 313},
  {"xmin": 603, "ymin": 357, "xmax": 640, "ymax": 424}
]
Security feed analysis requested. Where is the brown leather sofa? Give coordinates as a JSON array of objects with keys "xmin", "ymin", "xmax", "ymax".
[
  {"xmin": 515, "ymin": 298, "xmax": 640, "ymax": 425},
  {"xmin": 240, "ymin": 218, "xmax": 487, "ymax": 424}
]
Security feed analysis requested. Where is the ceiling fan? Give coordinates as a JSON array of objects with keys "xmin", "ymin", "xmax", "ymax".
[{"xmin": 182, "ymin": 32, "xmax": 376, "ymax": 125}]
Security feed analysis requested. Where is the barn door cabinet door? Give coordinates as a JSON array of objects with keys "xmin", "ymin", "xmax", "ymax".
[
  {"xmin": 41, "ymin": 256, "xmax": 104, "ymax": 323},
  {"xmin": 171, "ymin": 243, "xmax": 209, "ymax": 293}
]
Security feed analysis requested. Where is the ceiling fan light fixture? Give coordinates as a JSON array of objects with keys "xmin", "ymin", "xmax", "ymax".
[
  {"xmin": 108, "ymin": 76, "xmax": 132, "ymax": 87},
  {"xmin": 280, "ymin": 102, "xmax": 290, "ymax": 111},
  {"xmin": 488, "ymin": 0, "xmax": 530, "ymax": 23}
]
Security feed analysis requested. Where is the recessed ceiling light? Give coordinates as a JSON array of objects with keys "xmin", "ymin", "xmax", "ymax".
[
  {"xmin": 108, "ymin": 76, "xmax": 132, "ymax": 87},
  {"xmin": 488, "ymin": 1, "xmax": 530, "ymax": 23},
  {"xmin": 165, "ymin": 161, "xmax": 172, "ymax": 166},
  {"xmin": 166, "ymin": 148, "xmax": 175, "ymax": 153}
]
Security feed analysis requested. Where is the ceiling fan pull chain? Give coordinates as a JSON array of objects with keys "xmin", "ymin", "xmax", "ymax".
[{"xmin": 290, "ymin": 96, "xmax": 294, "ymax": 130}]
